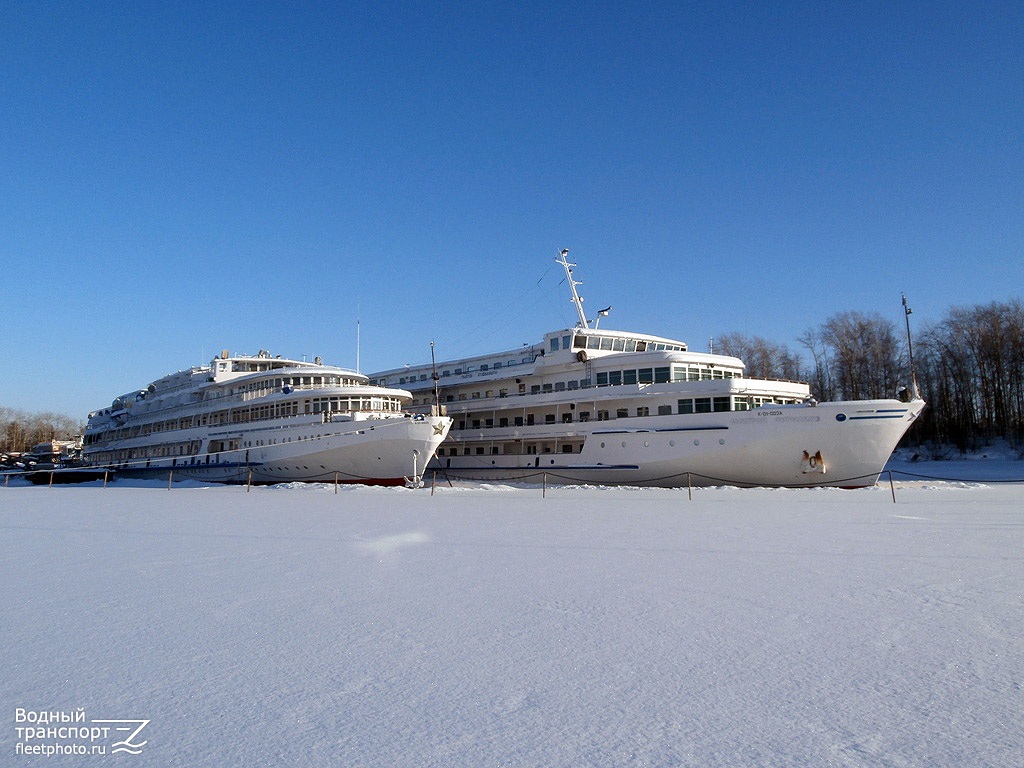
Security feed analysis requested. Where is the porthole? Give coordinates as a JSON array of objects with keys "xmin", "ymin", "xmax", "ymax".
[
  {"xmin": 719, "ymin": 439, "xmax": 725, "ymax": 445},
  {"xmin": 694, "ymin": 439, "xmax": 700, "ymax": 446},
  {"xmin": 669, "ymin": 440, "xmax": 675, "ymax": 447},
  {"xmin": 644, "ymin": 441, "xmax": 650, "ymax": 447},
  {"xmin": 622, "ymin": 441, "xmax": 627, "ymax": 448},
  {"xmin": 600, "ymin": 442, "xmax": 606, "ymax": 448}
]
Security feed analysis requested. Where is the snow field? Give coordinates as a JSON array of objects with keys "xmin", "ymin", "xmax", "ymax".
[{"xmin": 2, "ymin": 479, "xmax": 1022, "ymax": 766}]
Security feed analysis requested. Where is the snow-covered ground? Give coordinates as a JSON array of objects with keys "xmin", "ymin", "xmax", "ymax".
[{"xmin": 3, "ymin": 468, "xmax": 1022, "ymax": 766}]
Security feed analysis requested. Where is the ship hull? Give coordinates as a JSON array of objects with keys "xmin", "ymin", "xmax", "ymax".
[
  {"xmin": 97, "ymin": 415, "xmax": 451, "ymax": 486},
  {"xmin": 430, "ymin": 399, "xmax": 924, "ymax": 488}
]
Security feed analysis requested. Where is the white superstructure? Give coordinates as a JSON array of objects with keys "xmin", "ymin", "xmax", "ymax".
[
  {"xmin": 369, "ymin": 251, "xmax": 924, "ymax": 488},
  {"xmin": 84, "ymin": 350, "xmax": 451, "ymax": 485}
]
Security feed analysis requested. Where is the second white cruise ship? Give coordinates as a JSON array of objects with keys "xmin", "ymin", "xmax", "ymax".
[{"xmin": 370, "ymin": 251, "xmax": 924, "ymax": 488}]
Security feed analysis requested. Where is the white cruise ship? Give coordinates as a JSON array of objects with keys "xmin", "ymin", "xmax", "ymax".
[
  {"xmin": 84, "ymin": 350, "xmax": 451, "ymax": 485},
  {"xmin": 369, "ymin": 251, "xmax": 924, "ymax": 488}
]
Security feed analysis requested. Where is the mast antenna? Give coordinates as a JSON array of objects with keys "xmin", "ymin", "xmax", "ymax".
[
  {"xmin": 430, "ymin": 340, "xmax": 441, "ymax": 413},
  {"xmin": 901, "ymin": 293, "xmax": 920, "ymax": 399},
  {"xmin": 556, "ymin": 248, "xmax": 589, "ymax": 328}
]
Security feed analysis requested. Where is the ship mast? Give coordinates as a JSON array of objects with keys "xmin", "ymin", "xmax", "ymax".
[
  {"xmin": 556, "ymin": 248, "xmax": 589, "ymax": 328},
  {"xmin": 902, "ymin": 293, "xmax": 921, "ymax": 399}
]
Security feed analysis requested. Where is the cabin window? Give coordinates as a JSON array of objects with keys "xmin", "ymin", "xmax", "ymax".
[
  {"xmin": 695, "ymin": 398, "xmax": 712, "ymax": 413},
  {"xmin": 515, "ymin": 416, "xmax": 524, "ymax": 427},
  {"xmin": 597, "ymin": 410, "xmax": 609, "ymax": 420},
  {"xmin": 542, "ymin": 384, "xmax": 553, "ymax": 393},
  {"xmin": 545, "ymin": 414, "xmax": 555, "ymax": 424},
  {"xmin": 600, "ymin": 337, "xmax": 613, "ymax": 351},
  {"xmin": 574, "ymin": 334, "xmax": 587, "ymax": 349},
  {"xmin": 499, "ymin": 417, "xmax": 509, "ymax": 427},
  {"xmin": 625, "ymin": 340, "xmax": 637, "ymax": 352},
  {"xmin": 562, "ymin": 413, "xmax": 572, "ymax": 423},
  {"xmin": 550, "ymin": 338, "xmax": 559, "ymax": 352},
  {"xmin": 596, "ymin": 372, "xmax": 608, "ymax": 386},
  {"xmin": 612, "ymin": 338, "xmax": 625, "ymax": 351},
  {"xmin": 639, "ymin": 368, "xmax": 654, "ymax": 384},
  {"xmin": 734, "ymin": 397, "xmax": 750, "ymax": 411},
  {"xmin": 713, "ymin": 397, "xmax": 731, "ymax": 412},
  {"xmin": 655, "ymin": 367, "xmax": 670, "ymax": 383},
  {"xmin": 637, "ymin": 406, "xmax": 649, "ymax": 417},
  {"xmin": 578, "ymin": 411, "xmax": 590, "ymax": 422},
  {"xmin": 658, "ymin": 405, "xmax": 672, "ymax": 415},
  {"xmin": 623, "ymin": 369, "xmax": 637, "ymax": 385},
  {"xmin": 616, "ymin": 408, "xmax": 629, "ymax": 419}
]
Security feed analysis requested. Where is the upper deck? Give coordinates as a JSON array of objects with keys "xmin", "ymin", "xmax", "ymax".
[{"xmin": 371, "ymin": 326, "xmax": 745, "ymax": 392}]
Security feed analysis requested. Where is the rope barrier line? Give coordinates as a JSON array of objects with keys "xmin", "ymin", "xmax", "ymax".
[
  {"xmin": 432, "ymin": 466, "xmax": 1024, "ymax": 488},
  {"xmin": 885, "ymin": 469, "xmax": 1024, "ymax": 484},
  {"xmin": 434, "ymin": 467, "xmax": 886, "ymax": 488}
]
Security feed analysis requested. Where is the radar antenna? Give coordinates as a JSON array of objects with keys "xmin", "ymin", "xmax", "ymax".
[{"xmin": 556, "ymin": 248, "xmax": 589, "ymax": 328}]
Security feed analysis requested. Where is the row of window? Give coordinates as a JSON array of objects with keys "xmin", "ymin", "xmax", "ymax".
[
  {"xmin": 405, "ymin": 364, "xmax": 743, "ymax": 408},
  {"xmin": 595, "ymin": 364, "xmax": 738, "ymax": 387},
  {"xmin": 451, "ymin": 396, "xmax": 794, "ymax": 430},
  {"xmin": 86, "ymin": 396, "xmax": 401, "ymax": 446},
  {"xmin": 548, "ymin": 333, "xmax": 688, "ymax": 353},
  {"xmin": 235, "ymin": 375, "xmax": 363, "ymax": 398},
  {"xmin": 438, "ymin": 443, "xmax": 582, "ymax": 457},
  {"xmin": 391, "ymin": 357, "xmax": 538, "ymax": 385}
]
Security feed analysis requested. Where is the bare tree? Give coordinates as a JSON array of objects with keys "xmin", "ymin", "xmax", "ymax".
[
  {"xmin": 715, "ymin": 333, "xmax": 804, "ymax": 381},
  {"xmin": 0, "ymin": 407, "xmax": 84, "ymax": 452},
  {"xmin": 813, "ymin": 311, "xmax": 902, "ymax": 400},
  {"xmin": 916, "ymin": 300, "xmax": 1024, "ymax": 450}
]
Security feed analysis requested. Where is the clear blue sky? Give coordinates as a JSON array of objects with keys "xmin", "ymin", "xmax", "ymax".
[{"xmin": 3, "ymin": 1, "xmax": 1021, "ymax": 419}]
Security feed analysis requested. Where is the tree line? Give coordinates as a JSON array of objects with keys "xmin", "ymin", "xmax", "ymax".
[
  {"xmin": 1, "ymin": 407, "xmax": 84, "ymax": 454},
  {"xmin": 720, "ymin": 298, "xmax": 1024, "ymax": 455}
]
